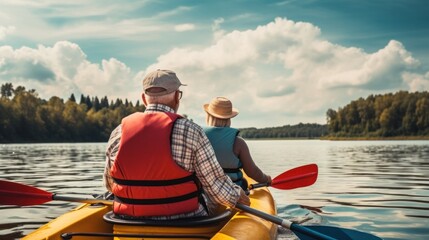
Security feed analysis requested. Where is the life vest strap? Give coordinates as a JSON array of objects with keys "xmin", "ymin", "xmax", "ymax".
[
  {"xmin": 223, "ymin": 168, "xmax": 241, "ymax": 173},
  {"xmin": 113, "ymin": 174, "xmax": 196, "ymax": 186},
  {"xmin": 114, "ymin": 190, "xmax": 200, "ymax": 205}
]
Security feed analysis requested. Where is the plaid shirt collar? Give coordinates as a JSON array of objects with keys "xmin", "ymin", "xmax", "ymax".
[{"xmin": 145, "ymin": 103, "xmax": 175, "ymax": 113}]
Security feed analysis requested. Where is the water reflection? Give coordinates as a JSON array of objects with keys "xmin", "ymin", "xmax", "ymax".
[
  {"xmin": 1, "ymin": 141, "xmax": 428, "ymax": 240},
  {"xmin": 247, "ymin": 140, "xmax": 429, "ymax": 240}
]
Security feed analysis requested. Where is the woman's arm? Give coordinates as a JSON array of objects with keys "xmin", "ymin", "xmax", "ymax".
[{"xmin": 233, "ymin": 136, "xmax": 271, "ymax": 183}]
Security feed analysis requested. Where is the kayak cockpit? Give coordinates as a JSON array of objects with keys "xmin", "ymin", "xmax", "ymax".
[
  {"xmin": 100, "ymin": 210, "xmax": 234, "ymax": 239},
  {"xmin": 103, "ymin": 209, "xmax": 233, "ymax": 227}
]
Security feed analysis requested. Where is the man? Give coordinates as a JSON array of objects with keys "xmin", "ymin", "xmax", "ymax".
[{"xmin": 103, "ymin": 69, "xmax": 250, "ymax": 219}]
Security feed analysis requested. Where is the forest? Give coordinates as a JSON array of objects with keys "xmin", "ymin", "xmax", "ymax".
[
  {"xmin": 1, "ymin": 83, "xmax": 428, "ymax": 142},
  {"xmin": 0, "ymin": 83, "xmax": 145, "ymax": 142},
  {"xmin": 326, "ymin": 91, "xmax": 429, "ymax": 138},
  {"xmin": 0, "ymin": 83, "xmax": 328, "ymax": 142}
]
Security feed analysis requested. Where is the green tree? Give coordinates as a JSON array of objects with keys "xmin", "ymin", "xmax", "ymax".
[
  {"xmin": 93, "ymin": 96, "xmax": 101, "ymax": 111},
  {"xmin": 63, "ymin": 100, "xmax": 87, "ymax": 141},
  {"xmin": 100, "ymin": 96, "xmax": 109, "ymax": 109},
  {"xmin": 79, "ymin": 94, "xmax": 86, "ymax": 105},
  {"xmin": 38, "ymin": 96, "xmax": 66, "ymax": 141},
  {"xmin": 326, "ymin": 91, "xmax": 429, "ymax": 137},
  {"xmin": 85, "ymin": 95, "xmax": 92, "ymax": 109},
  {"xmin": 69, "ymin": 93, "xmax": 76, "ymax": 102},
  {"xmin": 12, "ymin": 88, "xmax": 44, "ymax": 140},
  {"xmin": 416, "ymin": 97, "xmax": 429, "ymax": 133},
  {"xmin": 326, "ymin": 108, "xmax": 338, "ymax": 132},
  {"xmin": 1, "ymin": 83, "xmax": 14, "ymax": 99}
]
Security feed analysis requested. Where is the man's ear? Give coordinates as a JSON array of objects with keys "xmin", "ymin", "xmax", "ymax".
[
  {"xmin": 175, "ymin": 91, "xmax": 180, "ymax": 103},
  {"xmin": 173, "ymin": 91, "xmax": 180, "ymax": 111},
  {"xmin": 142, "ymin": 93, "xmax": 148, "ymax": 106}
]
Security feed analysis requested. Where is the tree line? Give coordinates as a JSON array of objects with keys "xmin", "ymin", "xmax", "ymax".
[
  {"xmin": 2, "ymin": 83, "xmax": 428, "ymax": 143},
  {"xmin": 326, "ymin": 91, "xmax": 429, "ymax": 137},
  {"xmin": 0, "ymin": 83, "xmax": 329, "ymax": 143},
  {"xmin": 239, "ymin": 123, "xmax": 328, "ymax": 139},
  {"xmin": 0, "ymin": 83, "xmax": 145, "ymax": 143}
]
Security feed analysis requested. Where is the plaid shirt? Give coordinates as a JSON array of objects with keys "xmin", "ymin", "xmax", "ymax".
[{"xmin": 103, "ymin": 104, "xmax": 240, "ymax": 219}]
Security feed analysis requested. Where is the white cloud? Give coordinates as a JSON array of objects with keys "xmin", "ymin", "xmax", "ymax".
[
  {"xmin": 403, "ymin": 71, "xmax": 429, "ymax": 91},
  {"xmin": 175, "ymin": 23, "xmax": 195, "ymax": 32},
  {"xmin": 0, "ymin": 26, "xmax": 15, "ymax": 40},
  {"xmin": 1, "ymin": 0, "xmax": 145, "ymax": 18},
  {"xmin": 145, "ymin": 17, "xmax": 426, "ymax": 127},
  {"xmin": 0, "ymin": 17, "xmax": 427, "ymax": 128},
  {"xmin": 0, "ymin": 1, "xmax": 191, "ymax": 43},
  {"xmin": 212, "ymin": 18, "xmax": 225, "ymax": 41},
  {"xmin": 0, "ymin": 41, "xmax": 139, "ymax": 102},
  {"xmin": 155, "ymin": 6, "xmax": 193, "ymax": 19}
]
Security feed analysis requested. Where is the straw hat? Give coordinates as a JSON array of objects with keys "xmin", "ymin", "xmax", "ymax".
[{"xmin": 203, "ymin": 97, "xmax": 239, "ymax": 119}]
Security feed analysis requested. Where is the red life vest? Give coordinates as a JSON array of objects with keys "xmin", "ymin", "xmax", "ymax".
[{"xmin": 110, "ymin": 111, "xmax": 200, "ymax": 217}]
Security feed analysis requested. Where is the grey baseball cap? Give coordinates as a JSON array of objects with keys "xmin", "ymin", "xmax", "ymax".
[{"xmin": 142, "ymin": 69, "xmax": 186, "ymax": 96}]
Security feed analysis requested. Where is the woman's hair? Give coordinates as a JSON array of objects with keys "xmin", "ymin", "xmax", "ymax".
[{"xmin": 206, "ymin": 114, "xmax": 231, "ymax": 127}]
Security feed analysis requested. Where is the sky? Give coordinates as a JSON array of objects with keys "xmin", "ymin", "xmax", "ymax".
[{"xmin": 0, "ymin": 0, "xmax": 428, "ymax": 128}]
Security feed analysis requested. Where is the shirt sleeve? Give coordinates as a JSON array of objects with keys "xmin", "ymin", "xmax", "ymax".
[
  {"xmin": 103, "ymin": 124, "xmax": 122, "ymax": 192},
  {"xmin": 192, "ymin": 126, "xmax": 241, "ymax": 207}
]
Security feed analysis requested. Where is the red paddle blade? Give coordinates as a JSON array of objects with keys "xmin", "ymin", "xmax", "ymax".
[
  {"xmin": 271, "ymin": 164, "xmax": 318, "ymax": 190},
  {"xmin": 0, "ymin": 180, "xmax": 53, "ymax": 206}
]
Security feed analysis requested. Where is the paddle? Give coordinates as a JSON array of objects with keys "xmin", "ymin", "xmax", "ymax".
[
  {"xmin": 1, "ymin": 180, "xmax": 382, "ymax": 240},
  {"xmin": 0, "ymin": 180, "xmax": 112, "ymax": 206},
  {"xmin": 1, "ymin": 164, "xmax": 317, "ymax": 207},
  {"xmin": 235, "ymin": 203, "xmax": 382, "ymax": 240},
  {"xmin": 0, "ymin": 165, "xmax": 317, "ymax": 206},
  {"xmin": 249, "ymin": 163, "xmax": 318, "ymax": 190}
]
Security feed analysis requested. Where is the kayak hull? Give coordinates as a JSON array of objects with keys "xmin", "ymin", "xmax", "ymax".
[
  {"xmin": 23, "ymin": 178, "xmax": 277, "ymax": 240},
  {"xmin": 23, "ymin": 203, "xmax": 112, "ymax": 240}
]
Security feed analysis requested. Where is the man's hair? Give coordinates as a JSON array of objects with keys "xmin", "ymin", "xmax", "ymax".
[
  {"xmin": 206, "ymin": 113, "xmax": 231, "ymax": 127},
  {"xmin": 145, "ymin": 91, "xmax": 176, "ymax": 105}
]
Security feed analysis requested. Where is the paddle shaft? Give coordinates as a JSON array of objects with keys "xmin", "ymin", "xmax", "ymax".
[
  {"xmin": 53, "ymin": 195, "xmax": 112, "ymax": 205},
  {"xmin": 249, "ymin": 182, "xmax": 269, "ymax": 189},
  {"xmin": 236, "ymin": 203, "xmax": 337, "ymax": 240}
]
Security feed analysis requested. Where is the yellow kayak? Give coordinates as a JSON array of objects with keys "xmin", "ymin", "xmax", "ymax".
[{"xmin": 23, "ymin": 177, "xmax": 278, "ymax": 240}]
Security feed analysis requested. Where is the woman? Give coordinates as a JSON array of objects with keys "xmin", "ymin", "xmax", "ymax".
[{"xmin": 203, "ymin": 96, "xmax": 271, "ymax": 191}]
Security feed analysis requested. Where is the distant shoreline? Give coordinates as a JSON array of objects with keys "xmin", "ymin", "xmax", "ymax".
[
  {"xmin": 245, "ymin": 136, "xmax": 429, "ymax": 141},
  {"xmin": 2, "ymin": 136, "xmax": 428, "ymax": 144},
  {"xmin": 320, "ymin": 136, "xmax": 429, "ymax": 141}
]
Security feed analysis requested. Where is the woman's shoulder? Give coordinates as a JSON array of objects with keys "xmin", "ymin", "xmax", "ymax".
[{"xmin": 234, "ymin": 136, "xmax": 249, "ymax": 150}]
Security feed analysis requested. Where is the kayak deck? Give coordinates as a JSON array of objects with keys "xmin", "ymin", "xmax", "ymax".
[
  {"xmin": 212, "ymin": 186, "xmax": 278, "ymax": 240},
  {"xmin": 23, "ymin": 203, "xmax": 112, "ymax": 240}
]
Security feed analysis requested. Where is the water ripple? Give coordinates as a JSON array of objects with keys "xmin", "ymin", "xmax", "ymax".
[{"xmin": 1, "ymin": 141, "xmax": 429, "ymax": 240}]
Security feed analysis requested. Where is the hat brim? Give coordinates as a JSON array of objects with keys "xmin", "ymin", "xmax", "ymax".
[
  {"xmin": 203, "ymin": 104, "xmax": 239, "ymax": 119},
  {"xmin": 144, "ymin": 83, "xmax": 186, "ymax": 96}
]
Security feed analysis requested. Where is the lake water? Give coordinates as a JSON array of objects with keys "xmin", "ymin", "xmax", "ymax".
[{"xmin": 0, "ymin": 140, "xmax": 428, "ymax": 240}]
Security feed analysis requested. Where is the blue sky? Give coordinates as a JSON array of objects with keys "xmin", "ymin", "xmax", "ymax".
[{"xmin": 1, "ymin": 0, "xmax": 428, "ymax": 128}]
